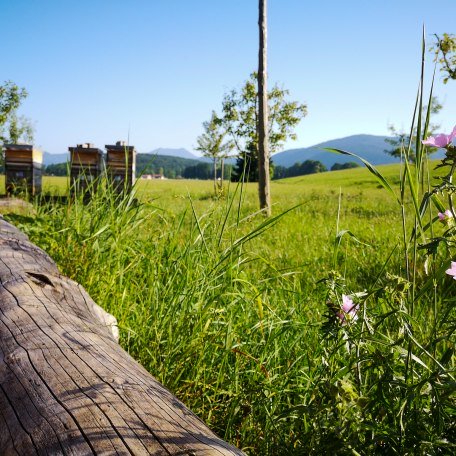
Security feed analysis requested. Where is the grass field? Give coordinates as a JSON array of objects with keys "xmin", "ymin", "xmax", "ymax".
[{"xmin": 1, "ymin": 161, "xmax": 455, "ymax": 454}]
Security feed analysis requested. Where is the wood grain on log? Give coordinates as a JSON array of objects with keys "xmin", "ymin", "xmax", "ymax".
[{"xmin": 0, "ymin": 216, "xmax": 244, "ymax": 455}]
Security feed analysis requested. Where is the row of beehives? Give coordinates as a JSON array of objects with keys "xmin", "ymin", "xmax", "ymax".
[{"xmin": 3, "ymin": 141, "xmax": 136, "ymax": 196}]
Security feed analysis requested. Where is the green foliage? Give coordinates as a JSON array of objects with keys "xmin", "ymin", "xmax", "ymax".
[
  {"xmin": 330, "ymin": 161, "xmax": 360, "ymax": 171},
  {"xmin": 41, "ymin": 154, "xmax": 234, "ymax": 180},
  {"xmin": 0, "ymin": 81, "xmax": 33, "ymax": 147},
  {"xmin": 385, "ymin": 96, "xmax": 442, "ymax": 162},
  {"xmin": 136, "ymin": 153, "xmax": 202, "ymax": 178},
  {"xmin": 7, "ymin": 112, "xmax": 34, "ymax": 144},
  {"xmin": 273, "ymin": 159, "xmax": 327, "ymax": 179},
  {"xmin": 216, "ymin": 73, "xmax": 307, "ymax": 182},
  {"xmin": 273, "ymin": 160, "xmax": 330, "ymax": 179},
  {"xmin": 285, "ymin": 159, "xmax": 327, "ymax": 178},
  {"xmin": 196, "ymin": 111, "xmax": 234, "ymax": 162},
  {"xmin": 318, "ymin": 38, "xmax": 456, "ymax": 454},
  {"xmin": 196, "ymin": 111, "xmax": 234, "ymax": 194},
  {"xmin": 182, "ymin": 162, "xmax": 212, "ymax": 179},
  {"xmin": 182, "ymin": 162, "xmax": 233, "ymax": 180},
  {"xmin": 233, "ymin": 141, "xmax": 260, "ymax": 182},
  {"xmin": 271, "ymin": 164, "xmax": 287, "ymax": 179},
  {"xmin": 0, "ymin": 81, "xmax": 27, "ymax": 129},
  {"xmin": 44, "ymin": 162, "xmax": 68, "ymax": 176},
  {"xmin": 433, "ymin": 33, "xmax": 456, "ymax": 83}
]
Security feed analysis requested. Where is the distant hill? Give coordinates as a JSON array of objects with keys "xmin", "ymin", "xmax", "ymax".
[
  {"xmin": 42, "ymin": 148, "xmax": 200, "ymax": 166},
  {"xmin": 136, "ymin": 153, "xmax": 202, "ymax": 178},
  {"xmin": 273, "ymin": 134, "xmax": 398, "ymax": 168},
  {"xmin": 147, "ymin": 148, "xmax": 198, "ymax": 160},
  {"xmin": 144, "ymin": 148, "xmax": 239, "ymax": 166},
  {"xmin": 40, "ymin": 135, "xmax": 446, "ymax": 171}
]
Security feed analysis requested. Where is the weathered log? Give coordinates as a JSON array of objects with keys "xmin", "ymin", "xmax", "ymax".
[{"xmin": 0, "ymin": 216, "xmax": 244, "ymax": 455}]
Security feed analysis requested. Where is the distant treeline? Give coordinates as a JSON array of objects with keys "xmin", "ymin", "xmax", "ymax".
[
  {"xmin": 41, "ymin": 154, "xmax": 207, "ymax": 178},
  {"xmin": 273, "ymin": 160, "xmax": 359, "ymax": 179},
  {"xmin": 41, "ymin": 154, "xmax": 234, "ymax": 180},
  {"xmin": 39, "ymin": 155, "xmax": 360, "ymax": 179}
]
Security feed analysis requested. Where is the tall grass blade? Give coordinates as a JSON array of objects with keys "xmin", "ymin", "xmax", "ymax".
[{"xmin": 325, "ymin": 147, "xmax": 400, "ymax": 204}]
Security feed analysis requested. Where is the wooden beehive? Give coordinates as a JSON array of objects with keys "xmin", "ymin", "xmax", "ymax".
[
  {"xmin": 68, "ymin": 143, "xmax": 104, "ymax": 195},
  {"xmin": 4, "ymin": 144, "xmax": 42, "ymax": 196},
  {"xmin": 105, "ymin": 141, "xmax": 136, "ymax": 192}
]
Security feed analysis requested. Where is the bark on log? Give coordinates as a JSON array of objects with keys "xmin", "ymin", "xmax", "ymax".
[{"xmin": 0, "ymin": 216, "xmax": 244, "ymax": 455}]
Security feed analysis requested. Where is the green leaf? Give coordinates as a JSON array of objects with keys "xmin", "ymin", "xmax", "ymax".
[{"xmin": 324, "ymin": 147, "xmax": 401, "ymax": 205}]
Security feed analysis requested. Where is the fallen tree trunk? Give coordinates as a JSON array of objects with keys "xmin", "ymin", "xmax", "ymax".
[{"xmin": 0, "ymin": 216, "xmax": 244, "ymax": 455}]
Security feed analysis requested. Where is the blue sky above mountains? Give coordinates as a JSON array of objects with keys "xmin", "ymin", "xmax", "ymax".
[{"xmin": 3, "ymin": 0, "xmax": 456, "ymax": 155}]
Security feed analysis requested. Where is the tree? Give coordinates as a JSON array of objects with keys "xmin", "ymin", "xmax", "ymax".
[
  {"xmin": 0, "ymin": 81, "xmax": 27, "ymax": 129},
  {"xmin": 258, "ymin": 0, "xmax": 270, "ymax": 215},
  {"xmin": 272, "ymin": 165, "xmax": 287, "ymax": 180},
  {"xmin": 44, "ymin": 163, "xmax": 68, "ymax": 176},
  {"xmin": 384, "ymin": 96, "xmax": 442, "ymax": 162},
  {"xmin": 331, "ymin": 162, "xmax": 360, "ymax": 171},
  {"xmin": 286, "ymin": 160, "xmax": 327, "ymax": 177},
  {"xmin": 217, "ymin": 73, "xmax": 307, "ymax": 183},
  {"xmin": 182, "ymin": 162, "xmax": 212, "ymax": 180},
  {"xmin": 0, "ymin": 81, "xmax": 29, "ymax": 142},
  {"xmin": 196, "ymin": 111, "xmax": 234, "ymax": 195},
  {"xmin": 7, "ymin": 112, "xmax": 34, "ymax": 144},
  {"xmin": 433, "ymin": 33, "xmax": 456, "ymax": 84},
  {"xmin": 0, "ymin": 81, "xmax": 34, "ymax": 166}
]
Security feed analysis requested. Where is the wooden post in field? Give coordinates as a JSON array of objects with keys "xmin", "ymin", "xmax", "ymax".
[
  {"xmin": 4, "ymin": 144, "xmax": 42, "ymax": 196},
  {"xmin": 258, "ymin": 0, "xmax": 271, "ymax": 216},
  {"xmin": 0, "ymin": 217, "xmax": 244, "ymax": 455}
]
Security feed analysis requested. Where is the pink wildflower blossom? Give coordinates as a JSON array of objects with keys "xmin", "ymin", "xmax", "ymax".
[
  {"xmin": 337, "ymin": 294, "xmax": 359, "ymax": 324},
  {"xmin": 445, "ymin": 262, "xmax": 456, "ymax": 280},
  {"xmin": 438, "ymin": 210, "xmax": 453, "ymax": 222},
  {"xmin": 422, "ymin": 125, "xmax": 456, "ymax": 148}
]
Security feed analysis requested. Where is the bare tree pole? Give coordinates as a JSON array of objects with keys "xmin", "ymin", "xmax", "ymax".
[{"xmin": 258, "ymin": 0, "xmax": 271, "ymax": 216}]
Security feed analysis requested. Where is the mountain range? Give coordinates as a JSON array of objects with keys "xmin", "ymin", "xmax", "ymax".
[
  {"xmin": 272, "ymin": 134, "xmax": 397, "ymax": 168},
  {"xmin": 43, "ymin": 152, "xmax": 69, "ymax": 165},
  {"xmin": 42, "ymin": 135, "xmax": 427, "ymax": 168}
]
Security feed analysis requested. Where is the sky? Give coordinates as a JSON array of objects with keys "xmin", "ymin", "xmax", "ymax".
[{"xmin": 2, "ymin": 0, "xmax": 456, "ymax": 155}]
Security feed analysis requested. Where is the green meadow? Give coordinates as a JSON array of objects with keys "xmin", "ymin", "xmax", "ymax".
[{"xmin": 2, "ymin": 161, "xmax": 455, "ymax": 454}]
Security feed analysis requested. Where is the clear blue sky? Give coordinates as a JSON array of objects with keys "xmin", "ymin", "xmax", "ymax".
[{"xmin": 3, "ymin": 0, "xmax": 456, "ymax": 155}]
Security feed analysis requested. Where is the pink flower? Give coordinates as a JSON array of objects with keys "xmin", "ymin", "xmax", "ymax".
[
  {"xmin": 337, "ymin": 294, "xmax": 359, "ymax": 324},
  {"xmin": 422, "ymin": 125, "xmax": 456, "ymax": 148},
  {"xmin": 445, "ymin": 261, "xmax": 456, "ymax": 280},
  {"xmin": 438, "ymin": 210, "xmax": 453, "ymax": 222}
]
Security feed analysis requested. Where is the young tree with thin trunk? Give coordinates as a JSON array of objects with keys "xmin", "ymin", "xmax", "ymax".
[
  {"xmin": 196, "ymin": 111, "xmax": 233, "ymax": 196},
  {"xmin": 217, "ymin": 74, "xmax": 307, "ymax": 183},
  {"xmin": 258, "ymin": 0, "xmax": 270, "ymax": 215}
]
